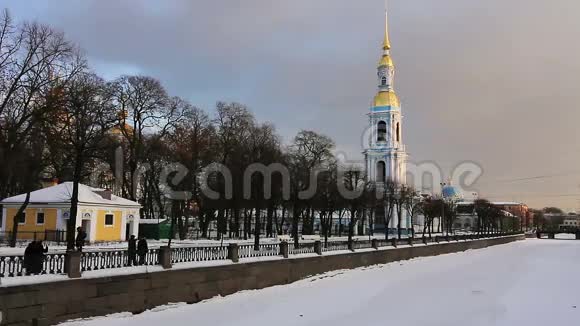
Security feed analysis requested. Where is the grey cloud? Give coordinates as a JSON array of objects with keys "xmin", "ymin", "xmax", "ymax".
[{"xmin": 4, "ymin": 0, "xmax": 580, "ymax": 210}]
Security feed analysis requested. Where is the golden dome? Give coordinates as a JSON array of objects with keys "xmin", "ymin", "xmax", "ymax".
[
  {"xmin": 378, "ymin": 55, "xmax": 393, "ymax": 67},
  {"xmin": 110, "ymin": 122, "xmax": 134, "ymax": 136},
  {"xmin": 373, "ymin": 91, "xmax": 400, "ymax": 108}
]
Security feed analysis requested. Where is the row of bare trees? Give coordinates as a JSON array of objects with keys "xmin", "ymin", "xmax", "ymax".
[
  {"xmin": 0, "ymin": 10, "xmax": 376, "ymax": 248},
  {"xmin": 0, "ymin": 9, "xmax": 88, "ymax": 247},
  {"xmin": 0, "ymin": 10, "xmax": 519, "ymax": 249},
  {"xmin": 421, "ymin": 198, "xmax": 518, "ymax": 238}
]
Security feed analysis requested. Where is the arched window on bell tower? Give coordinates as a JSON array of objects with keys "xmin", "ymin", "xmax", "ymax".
[
  {"xmin": 377, "ymin": 121, "xmax": 386, "ymax": 141},
  {"xmin": 396, "ymin": 122, "xmax": 400, "ymax": 142},
  {"xmin": 381, "ymin": 76, "xmax": 387, "ymax": 86},
  {"xmin": 377, "ymin": 161, "xmax": 386, "ymax": 182}
]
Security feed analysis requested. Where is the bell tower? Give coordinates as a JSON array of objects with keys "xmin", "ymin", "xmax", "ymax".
[{"xmin": 363, "ymin": 9, "xmax": 408, "ymax": 186}]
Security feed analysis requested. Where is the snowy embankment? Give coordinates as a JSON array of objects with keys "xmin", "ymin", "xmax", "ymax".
[{"xmin": 59, "ymin": 238, "xmax": 580, "ymax": 326}]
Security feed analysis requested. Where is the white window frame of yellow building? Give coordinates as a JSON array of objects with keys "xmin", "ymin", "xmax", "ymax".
[
  {"xmin": 1, "ymin": 207, "xmax": 6, "ymax": 230},
  {"xmin": 104, "ymin": 213, "xmax": 115, "ymax": 227},
  {"xmin": 36, "ymin": 209, "xmax": 45, "ymax": 226},
  {"xmin": 18, "ymin": 212, "xmax": 26, "ymax": 225}
]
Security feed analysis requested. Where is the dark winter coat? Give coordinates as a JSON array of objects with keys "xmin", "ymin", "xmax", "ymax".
[
  {"xmin": 75, "ymin": 230, "xmax": 87, "ymax": 248},
  {"xmin": 128, "ymin": 238, "xmax": 137, "ymax": 254},
  {"xmin": 137, "ymin": 239, "xmax": 148, "ymax": 256},
  {"xmin": 24, "ymin": 241, "xmax": 48, "ymax": 274}
]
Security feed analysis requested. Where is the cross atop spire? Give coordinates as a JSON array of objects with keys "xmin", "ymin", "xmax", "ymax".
[{"xmin": 383, "ymin": 6, "xmax": 391, "ymax": 50}]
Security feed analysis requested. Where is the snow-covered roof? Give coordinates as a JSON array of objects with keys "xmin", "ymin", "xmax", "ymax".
[
  {"xmin": 139, "ymin": 218, "xmax": 169, "ymax": 224},
  {"xmin": 1, "ymin": 182, "xmax": 140, "ymax": 208},
  {"xmin": 492, "ymin": 202, "xmax": 524, "ymax": 206},
  {"xmin": 456, "ymin": 201, "xmax": 524, "ymax": 207},
  {"xmin": 500, "ymin": 210, "xmax": 514, "ymax": 217}
]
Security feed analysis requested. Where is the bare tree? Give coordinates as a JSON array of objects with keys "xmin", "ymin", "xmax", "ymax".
[
  {"xmin": 166, "ymin": 104, "xmax": 216, "ymax": 239},
  {"xmin": 401, "ymin": 186, "xmax": 422, "ymax": 238},
  {"xmin": 315, "ymin": 162, "xmax": 340, "ymax": 246},
  {"xmin": 393, "ymin": 185, "xmax": 415, "ymax": 239},
  {"xmin": 381, "ymin": 178, "xmax": 398, "ymax": 240},
  {"xmin": 422, "ymin": 198, "xmax": 441, "ymax": 239},
  {"xmin": 212, "ymin": 102, "xmax": 254, "ymax": 239},
  {"xmin": 342, "ymin": 167, "xmax": 369, "ymax": 244},
  {"xmin": 50, "ymin": 72, "xmax": 117, "ymax": 250},
  {"xmin": 112, "ymin": 76, "xmax": 181, "ymax": 200},
  {"xmin": 474, "ymin": 199, "xmax": 498, "ymax": 234},
  {"xmin": 243, "ymin": 123, "xmax": 282, "ymax": 249},
  {"xmin": 288, "ymin": 130, "xmax": 334, "ymax": 246},
  {"xmin": 0, "ymin": 11, "xmax": 84, "ymax": 245}
]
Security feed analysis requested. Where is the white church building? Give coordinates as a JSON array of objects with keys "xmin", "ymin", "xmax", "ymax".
[{"xmin": 363, "ymin": 9, "xmax": 411, "ymax": 234}]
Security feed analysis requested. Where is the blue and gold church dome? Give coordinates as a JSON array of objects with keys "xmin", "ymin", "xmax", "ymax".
[
  {"xmin": 373, "ymin": 90, "xmax": 400, "ymax": 108},
  {"xmin": 442, "ymin": 185, "xmax": 464, "ymax": 200}
]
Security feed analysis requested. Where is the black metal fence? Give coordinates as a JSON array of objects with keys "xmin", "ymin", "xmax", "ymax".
[
  {"xmin": 375, "ymin": 239, "xmax": 392, "ymax": 248},
  {"xmin": 290, "ymin": 242, "xmax": 316, "ymax": 255},
  {"xmin": 321, "ymin": 241, "xmax": 350, "ymax": 252},
  {"xmin": 0, "ymin": 255, "xmax": 24, "ymax": 277},
  {"xmin": 80, "ymin": 249, "xmax": 159, "ymax": 272},
  {"xmin": 0, "ymin": 253, "xmax": 66, "ymax": 277},
  {"xmin": 0, "ymin": 230, "xmax": 66, "ymax": 245},
  {"xmin": 0, "ymin": 232, "xmax": 522, "ymax": 278},
  {"xmin": 238, "ymin": 243, "xmax": 280, "ymax": 258},
  {"xmin": 351, "ymin": 240, "xmax": 373, "ymax": 250},
  {"xmin": 171, "ymin": 246, "xmax": 228, "ymax": 263}
]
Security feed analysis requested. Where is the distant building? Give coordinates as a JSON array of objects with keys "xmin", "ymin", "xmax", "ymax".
[
  {"xmin": 411, "ymin": 182, "xmax": 531, "ymax": 233},
  {"xmin": 1, "ymin": 182, "xmax": 141, "ymax": 242},
  {"xmin": 454, "ymin": 202, "xmax": 523, "ymax": 232},
  {"xmin": 560, "ymin": 215, "xmax": 580, "ymax": 229},
  {"xmin": 549, "ymin": 213, "xmax": 580, "ymax": 230},
  {"xmin": 494, "ymin": 202, "xmax": 531, "ymax": 229}
]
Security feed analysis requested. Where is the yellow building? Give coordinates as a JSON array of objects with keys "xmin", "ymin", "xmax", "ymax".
[{"xmin": 1, "ymin": 182, "xmax": 141, "ymax": 242}]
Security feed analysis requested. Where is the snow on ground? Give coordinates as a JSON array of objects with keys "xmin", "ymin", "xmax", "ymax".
[
  {"xmin": 0, "ymin": 274, "xmax": 70, "ymax": 287},
  {"xmin": 59, "ymin": 238, "xmax": 580, "ymax": 326},
  {"xmin": 554, "ymin": 233, "xmax": 576, "ymax": 240}
]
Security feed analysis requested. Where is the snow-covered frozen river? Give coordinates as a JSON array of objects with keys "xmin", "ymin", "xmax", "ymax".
[{"xmin": 61, "ymin": 239, "xmax": 580, "ymax": 326}]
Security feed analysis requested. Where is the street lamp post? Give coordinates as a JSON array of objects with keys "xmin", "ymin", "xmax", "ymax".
[
  {"xmin": 383, "ymin": 182, "xmax": 389, "ymax": 240},
  {"xmin": 440, "ymin": 182, "xmax": 446, "ymax": 236},
  {"xmin": 395, "ymin": 187, "xmax": 401, "ymax": 239}
]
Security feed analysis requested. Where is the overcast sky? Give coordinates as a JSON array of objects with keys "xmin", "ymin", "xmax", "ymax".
[{"xmin": 5, "ymin": 0, "xmax": 580, "ymax": 211}]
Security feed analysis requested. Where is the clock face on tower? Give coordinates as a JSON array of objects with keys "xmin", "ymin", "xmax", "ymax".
[
  {"xmin": 379, "ymin": 68, "xmax": 393, "ymax": 87},
  {"xmin": 378, "ymin": 68, "xmax": 386, "ymax": 79},
  {"xmin": 385, "ymin": 67, "xmax": 393, "ymax": 80}
]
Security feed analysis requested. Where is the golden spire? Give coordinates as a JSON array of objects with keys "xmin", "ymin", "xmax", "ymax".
[
  {"xmin": 372, "ymin": 2, "xmax": 400, "ymax": 108},
  {"xmin": 383, "ymin": 9, "xmax": 391, "ymax": 50},
  {"xmin": 378, "ymin": 7, "xmax": 394, "ymax": 67}
]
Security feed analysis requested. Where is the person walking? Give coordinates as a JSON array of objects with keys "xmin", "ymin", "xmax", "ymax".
[
  {"xmin": 34, "ymin": 240, "xmax": 48, "ymax": 274},
  {"xmin": 137, "ymin": 237, "xmax": 148, "ymax": 266},
  {"xmin": 24, "ymin": 240, "xmax": 48, "ymax": 275},
  {"xmin": 128, "ymin": 235, "xmax": 137, "ymax": 266},
  {"xmin": 24, "ymin": 241, "xmax": 35, "ymax": 275},
  {"xmin": 75, "ymin": 227, "xmax": 87, "ymax": 252}
]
